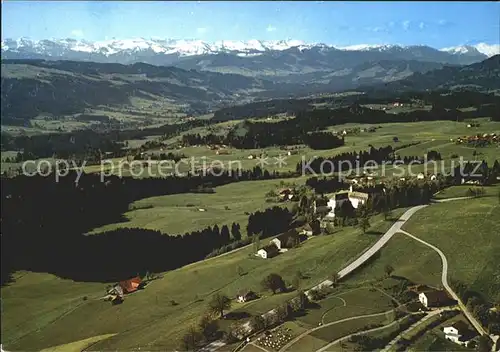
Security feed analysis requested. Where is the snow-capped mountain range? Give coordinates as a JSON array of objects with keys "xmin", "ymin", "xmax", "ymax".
[
  {"xmin": 2, "ymin": 37, "xmax": 498, "ymax": 58},
  {"xmin": 2, "ymin": 38, "xmax": 498, "ymax": 79}
]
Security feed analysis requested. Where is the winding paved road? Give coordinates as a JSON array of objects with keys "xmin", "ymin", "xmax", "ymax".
[
  {"xmin": 307, "ymin": 205, "xmax": 429, "ymax": 295},
  {"xmin": 399, "ymin": 229, "xmax": 486, "ymax": 336},
  {"xmin": 201, "ymin": 196, "xmax": 474, "ymax": 352}
]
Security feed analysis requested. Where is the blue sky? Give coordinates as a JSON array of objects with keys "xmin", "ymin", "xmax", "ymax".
[{"xmin": 2, "ymin": 1, "xmax": 499, "ymax": 47}]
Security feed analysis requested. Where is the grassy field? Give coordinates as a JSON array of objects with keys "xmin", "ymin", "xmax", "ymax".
[
  {"xmin": 344, "ymin": 234, "xmax": 443, "ymax": 288},
  {"xmin": 434, "ymin": 184, "xmax": 500, "ymax": 199},
  {"xmin": 310, "ymin": 312, "xmax": 395, "ymax": 344},
  {"xmin": 403, "ymin": 185, "xmax": 500, "ymax": 303},
  {"xmin": 89, "ymin": 177, "xmax": 304, "ymax": 235},
  {"xmin": 2, "ymin": 207, "xmax": 407, "ymax": 351},
  {"xmin": 284, "ymin": 305, "xmax": 396, "ymax": 352},
  {"xmin": 297, "ymin": 287, "xmax": 396, "ymax": 327},
  {"xmin": 39, "ymin": 334, "xmax": 117, "ymax": 352},
  {"xmin": 52, "ymin": 118, "xmax": 500, "ymax": 180}
]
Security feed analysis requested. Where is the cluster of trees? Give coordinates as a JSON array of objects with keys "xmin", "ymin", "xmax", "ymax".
[
  {"xmin": 1, "ymin": 168, "xmax": 297, "ymax": 283},
  {"xmin": 296, "ymin": 145, "xmax": 396, "ymax": 174},
  {"xmin": 246, "ymin": 207, "xmax": 294, "ymax": 238},
  {"xmin": 297, "ymin": 145, "xmax": 445, "ymax": 175},
  {"xmin": 134, "ymin": 152, "xmax": 186, "ymax": 163},
  {"xmin": 181, "ymin": 121, "xmax": 345, "ymax": 150},
  {"xmin": 179, "ymin": 284, "xmax": 309, "ymax": 350},
  {"xmin": 305, "ymin": 177, "xmax": 350, "ymax": 194},
  {"xmin": 454, "ymin": 160, "xmax": 500, "ymax": 185}
]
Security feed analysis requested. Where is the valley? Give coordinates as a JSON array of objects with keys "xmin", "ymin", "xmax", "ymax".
[{"xmin": 1, "ymin": 2, "xmax": 500, "ymax": 352}]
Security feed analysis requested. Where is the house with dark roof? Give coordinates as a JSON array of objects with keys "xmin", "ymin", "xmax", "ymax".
[
  {"xmin": 256, "ymin": 244, "xmax": 279, "ymax": 259},
  {"xmin": 271, "ymin": 229, "xmax": 302, "ymax": 250},
  {"xmin": 418, "ymin": 290, "xmax": 451, "ymax": 308},
  {"xmin": 443, "ymin": 320, "xmax": 476, "ymax": 345}
]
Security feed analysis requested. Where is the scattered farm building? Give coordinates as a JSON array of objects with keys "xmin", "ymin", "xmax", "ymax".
[
  {"xmin": 323, "ymin": 191, "xmax": 369, "ymax": 219},
  {"xmin": 256, "ymin": 244, "xmax": 279, "ymax": 259},
  {"xmin": 418, "ymin": 290, "xmax": 451, "ymax": 308},
  {"xmin": 443, "ymin": 320, "xmax": 476, "ymax": 345},
  {"xmin": 270, "ymin": 229, "xmax": 301, "ymax": 250},
  {"xmin": 236, "ymin": 290, "xmax": 257, "ymax": 303},
  {"xmin": 119, "ymin": 276, "xmax": 143, "ymax": 294}
]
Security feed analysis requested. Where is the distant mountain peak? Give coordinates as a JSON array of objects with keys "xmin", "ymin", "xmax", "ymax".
[{"xmin": 441, "ymin": 43, "xmax": 499, "ymax": 57}]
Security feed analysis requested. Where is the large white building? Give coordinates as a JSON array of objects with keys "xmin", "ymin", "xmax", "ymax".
[{"xmin": 324, "ymin": 191, "xmax": 369, "ymax": 219}]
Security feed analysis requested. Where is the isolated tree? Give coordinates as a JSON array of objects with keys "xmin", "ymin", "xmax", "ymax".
[
  {"xmin": 358, "ymin": 215, "xmax": 371, "ymax": 234},
  {"xmin": 208, "ymin": 293, "xmax": 231, "ymax": 318},
  {"xmin": 261, "ymin": 273, "xmax": 286, "ymax": 294},
  {"xmin": 231, "ymin": 222, "xmax": 241, "ymax": 241},
  {"xmin": 179, "ymin": 326, "xmax": 203, "ymax": 351},
  {"xmin": 330, "ymin": 272, "xmax": 340, "ymax": 286},
  {"xmin": 293, "ymin": 290, "xmax": 309, "ymax": 311},
  {"xmin": 220, "ymin": 225, "xmax": 230, "ymax": 244},
  {"xmin": 276, "ymin": 303, "xmax": 291, "ymax": 322},
  {"xmin": 199, "ymin": 314, "xmax": 219, "ymax": 342},
  {"xmin": 252, "ymin": 233, "xmax": 261, "ymax": 254},
  {"xmin": 385, "ymin": 264, "xmax": 395, "ymax": 278}
]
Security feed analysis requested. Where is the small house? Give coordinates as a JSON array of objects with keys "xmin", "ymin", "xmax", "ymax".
[
  {"xmin": 418, "ymin": 290, "xmax": 450, "ymax": 308},
  {"xmin": 236, "ymin": 290, "xmax": 257, "ymax": 303},
  {"xmin": 271, "ymin": 229, "xmax": 301, "ymax": 250},
  {"xmin": 443, "ymin": 321, "xmax": 475, "ymax": 345},
  {"xmin": 256, "ymin": 244, "xmax": 279, "ymax": 259},
  {"xmin": 417, "ymin": 173, "xmax": 425, "ymax": 180},
  {"xmin": 348, "ymin": 191, "xmax": 369, "ymax": 209}
]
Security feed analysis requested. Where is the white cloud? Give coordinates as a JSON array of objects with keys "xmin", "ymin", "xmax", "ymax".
[
  {"xmin": 266, "ymin": 25, "xmax": 277, "ymax": 32},
  {"xmin": 196, "ymin": 27, "xmax": 208, "ymax": 34},
  {"xmin": 402, "ymin": 21, "xmax": 410, "ymax": 31},
  {"xmin": 70, "ymin": 29, "xmax": 84, "ymax": 38},
  {"xmin": 419, "ymin": 22, "xmax": 425, "ymax": 30},
  {"xmin": 388, "ymin": 21, "xmax": 395, "ymax": 28}
]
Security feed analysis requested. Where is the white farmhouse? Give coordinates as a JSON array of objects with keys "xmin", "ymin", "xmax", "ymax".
[
  {"xmin": 325, "ymin": 191, "xmax": 369, "ymax": 219},
  {"xmin": 256, "ymin": 244, "xmax": 279, "ymax": 259},
  {"xmin": 418, "ymin": 290, "xmax": 450, "ymax": 308},
  {"xmin": 443, "ymin": 321, "xmax": 474, "ymax": 345}
]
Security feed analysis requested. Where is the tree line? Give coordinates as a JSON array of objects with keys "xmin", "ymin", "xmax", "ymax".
[
  {"xmin": 1, "ymin": 166, "xmax": 297, "ymax": 284},
  {"xmin": 181, "ymin": 122, "xmax": 345, "ymax": 150}
]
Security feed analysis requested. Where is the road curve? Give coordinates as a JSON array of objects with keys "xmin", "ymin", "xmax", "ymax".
[
  {"xmin": 202, "ymin": 197, "xmax": 473, "ymax": 352},
  {"xmin": 280, "ymin": 310, "xmax": 397, "ymax": 352},
  {"xmin": 308, "ymin": 205, "xmax": 429, "ymax": 294},
  {"xmin": 315, "ymin": 315, "xmax": 413, "ymax": 352},
  {"xmin": 399, "ymin": 230, "xmax": 486, "ymax": 336}
]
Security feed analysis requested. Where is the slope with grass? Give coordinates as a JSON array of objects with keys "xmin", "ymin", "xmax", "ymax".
[
  {"xmin": 403, "ymin": 186, "xmax": 500, "ymax": 303},
  {"xmin": 89, "ymin": 177, "xmax": 304, "ymax": 235},
  {"xmin": 2, "ymin": 208, "xmax": 407, "ymax": 351}
]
